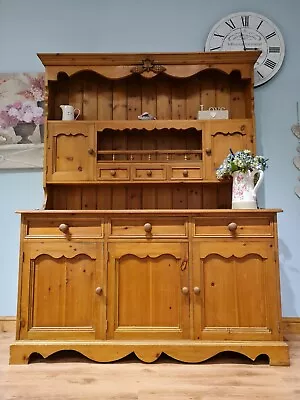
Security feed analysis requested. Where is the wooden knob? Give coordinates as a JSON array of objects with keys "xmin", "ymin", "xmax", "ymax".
[
  {"xmin": 205, "ymin": 148, "xmax": 212, "ymax": 156},
  {"xmin": 95, "ymin": 287, "xmax": 103, "ymax": 295},
  {"xmin": 88, "ymin": 148, "xmax": 94, "ymax": 155},
  {"xmin": 228, "ymin": 222, "xmax": 238, "ymax": 232},
  {"xmin": 181, "ymin": 287, "xmax": 189, "ymax": 295},
  {"xmin": 58, "ymin": 223, "xmax": 69, "ymax": 234},
  {"xmin": 110, "ymin": 170, "xmax": 116, "ymax": 176},
  {"xmin": 146, "ymin": 170, "xmax": 152, "ymax": 177},
  {"xmin": 144, "ymin": 223, "xmax": 152, "ymax": 233},
  {"xmin": 193, "ymin": 287, "xmax": 200, "ymax": 295},
  {"xmin": 183, "ymin": 170, "xmax": 189, "ymax": 177}
]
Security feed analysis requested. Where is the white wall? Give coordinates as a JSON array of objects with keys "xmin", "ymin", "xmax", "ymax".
[{"xmin": 0, "ymin": 0, "xmax": 299, "ymax": 316}]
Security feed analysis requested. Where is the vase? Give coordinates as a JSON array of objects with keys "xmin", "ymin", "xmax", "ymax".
[
  {"xmin": 232, "ymin": 170, "xmax": 264, "ymax": 209},
  {"xmin": 13, "ymin": 122, "xmax": 36, "ymax": 144}
]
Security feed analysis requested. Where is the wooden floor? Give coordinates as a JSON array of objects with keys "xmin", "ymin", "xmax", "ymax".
[{"xmin": 1, "ymin": 332, "xmax": 300, "ymax": 400}]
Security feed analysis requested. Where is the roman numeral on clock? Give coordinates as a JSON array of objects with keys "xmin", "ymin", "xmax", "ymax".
[
  {"xmin": 264, "ymin": 59, "xmax": 276, "ymax": 69},
  {"xmin": 214, "ymin": 33, "xmax": 225, "ymax": 38},
  {"xmin": 269, "ymin": 46, "xmax": 280, "ymax": 53},
  {"xmin": 256, "ymin": 70, "xmax": 264, "ymax": 79},
  {"xmin": 266, "ymin": 31, "xmax": 276, "ymax": 40},
  {"xmin": 210, "ymin": 46, "xmax": 221, "ymax": 51},
  {"xmin": 241, "ymin": 16, "xmax": 249, "ymax": 27},
  {"xmin": 225, "ymin": 19, "xmax": 236, "ymax": 29}
]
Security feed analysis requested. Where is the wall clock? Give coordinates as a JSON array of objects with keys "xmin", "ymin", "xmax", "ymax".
[{"xmin": 204, "ymin": 12, "xmax": 285, "ymax": 87}]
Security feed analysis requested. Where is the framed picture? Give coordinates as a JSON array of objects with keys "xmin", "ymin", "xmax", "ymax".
[{"xmin": 0, "ymin": 73, "xmax": 45, "ymax": 169}]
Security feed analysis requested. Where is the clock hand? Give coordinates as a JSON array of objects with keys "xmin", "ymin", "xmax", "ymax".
[
  {"xmin": 245, "ymin": 47, "xmax": 260, "ymax": 51},
  {"xmin": 240, "ymin": 29, "xmax": 246, "ymax": 50}
]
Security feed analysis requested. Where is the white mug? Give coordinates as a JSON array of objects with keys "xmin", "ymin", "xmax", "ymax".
[{"xmin": 60, "ymin": 105, "xmax": 80, "ymax": 121}]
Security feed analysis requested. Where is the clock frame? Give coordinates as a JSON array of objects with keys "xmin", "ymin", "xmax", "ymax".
[{"xmin": 205, "ymin": 11, "xmax": 285, "ymax": 87}]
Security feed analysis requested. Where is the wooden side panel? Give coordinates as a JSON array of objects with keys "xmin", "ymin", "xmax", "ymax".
[
  {"xmin": 236, "ymin": 256, "xmax": 266, "ymax": 327},
  {"xmin": 97, "ymin": 79, "xmax": 113, "ymax": 120},
  {"xmin": 156, "ymin": 77, "xmax": 172, "ymax": 120},
  {"xmin": 127, "ymin": 77, "xmax": 142, "ymax": 120},
  {"xmin": 68, "ymin": 78, "xmax": 83, "ymax": 119},
  {"xmin": 32, "ymin": 255, "xmax": 66, "ymax": 327},
  {"xmin": 64, "ymin": 255, "xmax": 96, "ymax": 326},
  {"xmin": 112, "ymin": 80, "xmax": 127, "ymax": 120},
  {"xmin": 171, "ymin": 81, "xmax": 186, "ymax": 119},
  {"xmin": 230, "ymin": 74, "xmax": 246, "ymax": 119},
  {"xmin": 186, "ymin": 78, "xmax": 200, "ymax": 120},
  {"xmin": 203, "ymin": 254, "xmax": 237, "ymax": 327},
  {"xmin": 83, "ymin": 74, "xmax": 98, "ymax": 120},
  {"xmin": 142, "ymin": 79, "xmax": 157, "ymax": 118},
  {"xmin": 47, "ymin": 183, "xmax": 230, "ymax": 210}
]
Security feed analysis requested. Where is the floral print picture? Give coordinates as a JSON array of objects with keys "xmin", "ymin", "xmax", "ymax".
[{"xmin": 0, "ymin": 73, "xmax": 45, "ymax": 146}]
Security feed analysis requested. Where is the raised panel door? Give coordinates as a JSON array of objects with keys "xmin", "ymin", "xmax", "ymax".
[
  {"xmin": 107, "ymin": 242, "xmax": 189, "ymax": 340},
  {"xmin": 18, "ymin": 241, "xmax": 104, "ymax": 340},
  {"xmin": 203, "ymin": 120, "xmax": 254, "ymax": 180},
  {"xmin": 47, "ymin": 122, "xmax": 95, "ymax": 182},
  {"xmin": 193, "ymin": 240, "xmax": 281, "ymax": 341}
]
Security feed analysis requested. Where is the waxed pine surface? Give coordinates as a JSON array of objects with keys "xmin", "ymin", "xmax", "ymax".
[{"xmin": 1, "ymin": 332, "xmax": 300, "ymax": 400}]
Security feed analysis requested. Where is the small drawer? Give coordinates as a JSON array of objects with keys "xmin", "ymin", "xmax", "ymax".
[
  {"xmin": 110, "ymin": 218, "xmax": 188, "ymax": 237},
  {"xmin": 97, "ymin": 166, "xmax": 130, "ymax": 181},
  {"xmin": 26, "ymin": 218, "xmax": 104, "ymax": 238},
  {"xmin": 133, "ymin": 166, "xmax": 166, "ymax": 180},
  {"xmin": 170, "ymin": 166, "xmax": 202, "ymax": 180},
  {"xmin": 194, "ymin": 217, "xmax": 273, "ymax": 237}
]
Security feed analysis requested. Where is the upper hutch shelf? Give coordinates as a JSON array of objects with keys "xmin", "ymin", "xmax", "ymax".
[{"xmin": 39, "ymin": 51, "xmax": 260, "ymax": 122}]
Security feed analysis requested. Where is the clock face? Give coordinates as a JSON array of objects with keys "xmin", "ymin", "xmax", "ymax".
[{"xmin": 205, "ymin": 12, "xmax": 285, "ymax": 87}]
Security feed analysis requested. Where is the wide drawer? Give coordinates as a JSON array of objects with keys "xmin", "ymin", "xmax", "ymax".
[
  {"xmin": 169, "ymin": 166, "xmax": 203, "ymax": 180},
  {"xmin": 193, "ymin": 216, "xmax": 273, "ymax": 237},
  {"xmin": 109, "ymin": 218, "xmax": 188, "ymax": 237},
  {"xmin": 26, "ymin": 218, "xmax": 104, "ymax": 238}
]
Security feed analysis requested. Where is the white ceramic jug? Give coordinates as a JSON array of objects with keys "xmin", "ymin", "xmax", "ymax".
[
  {"xmin": 232, "ymin": 170, "xmax": 264, "ymax": 209},
  {"xmin": 60, "ymin": 105, "xmax": 80, "ymax": 121}
]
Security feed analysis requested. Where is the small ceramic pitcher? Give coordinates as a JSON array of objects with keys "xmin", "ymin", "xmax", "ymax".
[
  {"xmin": 60, "ymin": 105, "xmax": 80, "ymax": 121},
  {"xmin": 232, "ymin": 170, "xmax": 264, "ymax": 209}
]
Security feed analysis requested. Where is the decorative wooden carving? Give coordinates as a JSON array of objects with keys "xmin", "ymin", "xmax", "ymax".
[{"xmin": 130, "ymin": 58, "xmax": 166, "ymax": 75}]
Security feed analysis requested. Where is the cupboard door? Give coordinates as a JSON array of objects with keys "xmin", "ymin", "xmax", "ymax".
[
  {"xmin": 19, "ymin": 241, "xmax": 104, "ymax": 340},
  {"xmin": 203, "ymin": 120, "xmax": 254, "ymax": 180},
  {"xmin": 107, "ymin": 242, "xmax": 189, "ymax": 340},
  {"xmin": 47, "ymin": 122, "xmax": 95, "ymax": 182},
  {"xmin": 193, "ymin": 240, "xmax": 281, "ymax": 341}
]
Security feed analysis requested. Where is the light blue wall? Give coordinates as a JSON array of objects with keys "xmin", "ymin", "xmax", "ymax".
[{"xmin": 0, "ymin": 0, "xmax": 299, "ymax": 316}]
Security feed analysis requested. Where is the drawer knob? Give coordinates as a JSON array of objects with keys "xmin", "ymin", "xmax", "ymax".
[
  {"xmin": 110, "ymin": 170, "xmax": 116, "ymax": 176},
  {"xmin": 88, "ymin": 148, "xmax": 95, "ymax": 155},
  {"xmin": 144, "ymin": 222, "xmax": 152, "ymax": 233},
  {"xmin": 58, "ymin": 223, "xmax": 69, "ymax": 234},
  {"xmin": 181, "ymin": 287, "xmax": 189, "ymax": 295},
  {"xmin": 95, "ymin": 287, "xmax": 103, "ymax": 295},
  {"xmin": 183, "ymin": 169, "xmax": 189, "ymax": 177},
  {"xmin": 146, "ymin": 170, "xmax": 152, "ymax": 177},
  {"xmin": 205, "ymin": 148, "xmax": 212, "ymax": 156},
  {"xmin": 228, "ymin": 222, "xmax": 238, "ymax": 232},
  {"xmin": 193, "ymin": 286, "xmax": 200, "ymax": 295}
]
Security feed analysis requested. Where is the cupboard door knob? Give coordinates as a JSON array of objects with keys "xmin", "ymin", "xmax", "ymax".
[
  {"xmin": 88, "ymin": 148, "xmax": 94, "ymax": 155},
  {"xmin": 58, "ymin": 223, "xmax": 69, "ymax": 234},
  {"xmin": 110, "ymin": 170, "xmax": 116, "ymax": 176},
  {"xmin": 193, "ymin": 286, "xmax": 200, "ymax": 295},
  {"xmin": 146, "ymin": 170, "xmax": 152, "ymax": 177},
  {"xmin": 228, "ymin": 222, "xmax": 238, "ymax": 232},
  {"xmin": 95, "ymin": 287, "xmax": 103, "ymax": 295},
  {"xmin": 181, "ymin": 287, "xmax": 189, "ymax": 295},
  {"xmin": 144, "ymin": 223, "xmax": 152, "ymax": 233},
  {"xmin": 205, "ymin": 148, "xmax": 212, "ymax": 156},
  {"xmin": 183, "ymin": 169, "xmax": 189, "ymax": 177}
]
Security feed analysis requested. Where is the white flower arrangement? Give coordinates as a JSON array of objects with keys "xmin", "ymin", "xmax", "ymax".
[{"xmin": 216, "ymin": 149, "xmax": 268, "ymax": 180}]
